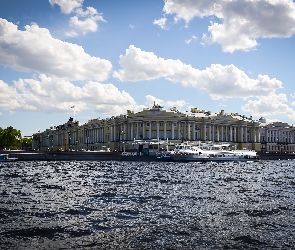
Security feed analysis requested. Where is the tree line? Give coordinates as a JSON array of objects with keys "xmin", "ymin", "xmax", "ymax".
[{"xmin": 0, "ymin": 126, "xmax": 32, "ymax": 150}]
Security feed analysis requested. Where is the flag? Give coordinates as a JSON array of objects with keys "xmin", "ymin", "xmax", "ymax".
[{"xmin": 71, "ymin": 105, "xmax": 75, "ymax": 108}]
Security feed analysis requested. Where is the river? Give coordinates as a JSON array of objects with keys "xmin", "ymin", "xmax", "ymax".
[{"xmin": 0, "ymin": 160, "xmax": 294, "ymax": 249}]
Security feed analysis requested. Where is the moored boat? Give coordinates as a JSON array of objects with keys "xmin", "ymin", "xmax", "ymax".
[
  {"xmin": 170, "ymin": 142, "xmax": 258, "ymax": 162},
  {"xmin": 0, "ymin": 154, "xmax": 18, "ymax": 162}
]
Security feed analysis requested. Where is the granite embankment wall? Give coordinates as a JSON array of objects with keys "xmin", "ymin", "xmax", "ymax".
[
  {"xmin": 2, "ymin": 150, "xmax": 295, "ymax": 161},
  {"xmin": 1, "ymin": 150, "xmax": 122, "ymax": 161}
]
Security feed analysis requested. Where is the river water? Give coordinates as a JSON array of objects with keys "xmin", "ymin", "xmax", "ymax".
[{"xmin": 0, "ymin": 160, "xmax": 294, "ymax": 249}]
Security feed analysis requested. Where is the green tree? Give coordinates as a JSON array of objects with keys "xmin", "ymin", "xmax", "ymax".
[
  {"xmin": 0, "ymin": 127, "xmax": 4, "ymax": 149},
  {"xmin": 0, "ymin": 126, "xmax": 22, "ymax": 150}
]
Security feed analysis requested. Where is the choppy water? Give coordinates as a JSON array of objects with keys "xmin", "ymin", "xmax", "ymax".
[{"xmin": 0, "ymin": 160, "xmax": 294, "ymax": 250}]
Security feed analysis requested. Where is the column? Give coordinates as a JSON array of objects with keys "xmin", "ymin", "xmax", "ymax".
[
  {"xmin": 230, "ymin": 126, "xmax": 233, "ymax": 142},
  {"xmin": 193, "ymin": 122, "xmax": 196, "ymax": 141},
  {"xmin": 149, "ymin": 121, "xmax": 152, "ymax": 139},
  {"xmin": 124, "ymin": 123, "xmax": 127, "ymax": 140},
  {"xmin": 142, "ymin": 122, "xmax": 145, "ymax": 139},
  {"xmin": 188, "ymin": 122, "xmax": 191, "ymax": 140},
  {"xmin": 164, "ymin": 121, "xmax": 167, "ymax": 139},
  {"xmin": 203, "ymin": 123, "xmax": 207, "ymax": 141},
  {"xmin": 136, "ymin": 122, "xmax": 139, "ymax": 139},
  {"xmin": 131, "ymin": 123, "xmax": 134, "ymax": 140},
  {"xmin": 110, "ymin": 126, "xmax": 113, "ymax": 141},
  {"xmin": 156, "ymin": 121, "xmax": 159, "ymax": 140},
  {"xmin": 172, "ymin": 122, "xmax": 175, "ymax": 140},
  {"xmin": 178, "ymin": 122, "xmax": 181, "ymax": 140},
  {"xmin": 216, "ymin": 125, "xmax": 219, "ymax": 142},
  {"xmin": 208, "ymin": 124, "xmax": 211, "ymax": 141}
]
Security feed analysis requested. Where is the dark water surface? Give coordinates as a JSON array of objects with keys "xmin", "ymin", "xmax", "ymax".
[{"xmin": 0, "ymin": 160, "xmax": 294, "ymax": 249}]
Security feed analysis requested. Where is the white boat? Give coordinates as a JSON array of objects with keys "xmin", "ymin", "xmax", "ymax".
[
  {"xmin": 170, "ymin": 144, "xmax": 207, "ymax": 161},
  {"xmin": 170, "ymin": 142, "xmax": 258, "ymax": 162},
  {"xmin": 0, "ymin": 154, "xmax": 18, "ymax": 162}
]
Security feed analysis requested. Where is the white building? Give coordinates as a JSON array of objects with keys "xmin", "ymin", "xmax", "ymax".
[
  {"xmin": 259, "ymin": 119, "xmax": 295, "ymax": 154},
  {"xmin": 33, "ymin": 103, "xmax": 261, "ymax": 152}
]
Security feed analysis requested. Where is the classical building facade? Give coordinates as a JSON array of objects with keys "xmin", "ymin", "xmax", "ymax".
[
  {"xmin": 259, "ymin": 120, "xmax": 295, "ymax": 154},
  {"xmin": 32, "ymin": 103, "xmax": 261, "ymax": 152}
]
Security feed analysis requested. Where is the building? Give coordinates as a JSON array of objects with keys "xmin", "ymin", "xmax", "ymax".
[
  {"xmin": 32, "ymin": 117, "xmax": 81, "ymax": 152},
  {"xmin": 32, "ymin": 103, "xmax": 261, "ymax": 152},
  {"xmin": 259, "ymin": 119, "xmax": 295, "ymax": 154}
]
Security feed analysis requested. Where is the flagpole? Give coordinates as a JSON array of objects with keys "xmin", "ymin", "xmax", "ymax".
[{"xmin": 71, "ymin": 105, "xmax": 76, "ymax": 120}]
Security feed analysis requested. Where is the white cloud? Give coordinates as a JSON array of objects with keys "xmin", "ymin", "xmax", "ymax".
[
  {"xmin": 153, "ymin": 17, "xmax": 167, "ymax": 30},
  {"xmin": 49, "ymin": 0, "xmax": 84, "ymax": 14},
  {"xmin": 165, "ymin": 100, "xmax": 186, "ymax": 108},
  {"xmin": 242, "ymin": 94, "xmax": 295, "ymax": 119},
  {"xmin": 64, "ymin": 30, "xmax": 79, "ymax": 37},
  {"xmin": 0, "ymin": 19, "xmax": 112, "ymax": 81},
  {"xmin": 0, "ymin": 75, "xmax": 137, "ymax": 115},
  {"xmin": 113, "ymin": 45, "xmax": 282, "ymax": 100},
  {"xmin": 129, "ymin": 24, "xmax": 135, "ymax": 29},
  {"xmin": 163, "ymin": 0, "xmax": 220, "ymax": 23},
  {"xmin": 49, "ymin": 1, "xmax": 106, "ymax": 35},
  {"xmin": 69, "ymin": 16, "xmax": 98, "ymax": 33},
  {"xmin": 145, "ymin": 95, "xmax": 186, "ymax": 110},
  {"xmin": 146, "ymin": 95, "xmax": 164, "ymax": 107},
  {"xmin": 161, "ymin": 0, "xmax": 295, "ymax": 52},
  {"xmin": 185, "ymin": 35, "xmax": 197, "ymax": 44},
  {"xmin": 0, "ymin": 80, "xmax": 20, "ymax": 110},
  {"xmin": 69, "ymin": 7, "xmax": 106, "ymax": 34}
]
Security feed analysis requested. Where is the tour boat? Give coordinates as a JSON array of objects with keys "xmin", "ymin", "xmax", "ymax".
[{"xmin": 170, "ymin": 142, "xmax": 258, "ymax": 162}]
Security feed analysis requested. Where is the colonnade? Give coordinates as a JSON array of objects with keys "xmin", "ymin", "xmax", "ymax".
[
  {"xmin": 83, "ymin": 120, "xmax": 260, "ymax": 143},
  {"xmin": 265, "ymin": 130, "xmax": 295, "ymax": 143},
  {"xmin": 84, "ymin": 127, "xmax": 105, "ymax": 143}
]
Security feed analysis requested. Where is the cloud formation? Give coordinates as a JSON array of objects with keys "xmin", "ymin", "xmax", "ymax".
[
  {"xmin": 49, "ymin": 0, "xmax": 84, "ymax": 14},
  {"xmin": 145, "ymin": 95, "xmax": 186, "ymax": 109},
  {"xmin": 113, "ymin": 45, "xmax": 282, "ymax": 100},
  {"xmin": 185, "ymin": 35, "xmax": 197, "ymax": 44},
  {"xmin": 49, "ymin": 0, "xmax": 106, "ymax": 36},
  {"xmin": 69, "ymin": 7, "xmax": 106, "ymax": 35},
  {"xmin": 0, "ymin": 75, "xmax": 136, "ymax": 115},
  {"xmin": 0, "ymin": 18, "xmax": 112, "ymax": 81},
  {"xmin": 161, "ymin": 0, "xmax": 295, "ymax": 52},
  {"xmin": 242, "ymin": 94, "xmax": 295, "ymax": 120},
  {"xmin": 153, "ymin": 17, "xmax": 167, "ymax": 30}
]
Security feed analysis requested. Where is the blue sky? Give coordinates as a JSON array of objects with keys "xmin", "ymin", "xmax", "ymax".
[{"xmin": 1, "ymin": 0, "xmax": 295, "ymax": 136}]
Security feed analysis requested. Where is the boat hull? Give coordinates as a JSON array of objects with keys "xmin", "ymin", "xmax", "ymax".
[{"xmin": 170, "ymin": 154, "xmax": 259, "ymax": 162}]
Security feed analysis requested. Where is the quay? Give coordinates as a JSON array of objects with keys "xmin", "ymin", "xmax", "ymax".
[
  {"xmin": 2, "ymin": 150, "xmax": 295, "ymax": 162},
  {"xmin": 0, "ymin": 150, "xmax": 165, "ymax": 162}
]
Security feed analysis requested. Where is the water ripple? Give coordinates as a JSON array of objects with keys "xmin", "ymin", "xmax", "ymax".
[{"xmin": 0, "ymin": 160, "xmax": 294, "ymax": 249}]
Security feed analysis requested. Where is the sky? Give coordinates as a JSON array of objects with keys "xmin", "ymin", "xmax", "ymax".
[{"xmin": 1, "ymin": 0, "xmax": 295, "ymax": 136}]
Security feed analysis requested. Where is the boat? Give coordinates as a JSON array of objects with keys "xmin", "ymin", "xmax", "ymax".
[
  {"xmin": 0, "ymin": 154, "xmax": 18, "ymax": 162},
  {"xmin": 170, "ymin": 142, "xmax": 258, "ymax": 162}
]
